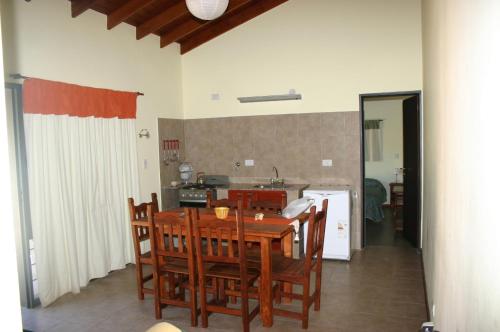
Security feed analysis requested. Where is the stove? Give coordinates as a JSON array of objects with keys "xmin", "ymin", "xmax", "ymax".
[{"xmin": 178, "ymin": 175, "xmax": 229, "ymax": 207}]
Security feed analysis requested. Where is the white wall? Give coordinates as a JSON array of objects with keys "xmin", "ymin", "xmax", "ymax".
[
  {"xmin": 181, "ymin": 0, "xmax": 422, "ymax": 119},
  {"xmin": 422, "ymin": 0, "xmax": 500, "ymax": 330},
  {"xmin": 1, "ymin": 0, "xmax": 183, "ymax": 201},
  {"xmin": 365, "ymin": 99, "xmax": 403, "ymax": 202}
]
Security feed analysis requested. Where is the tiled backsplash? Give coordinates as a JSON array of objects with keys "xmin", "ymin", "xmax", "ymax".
[
  {"xmin": 158, "ymin": 112, "xmax": 362, "ymax": 248},
  {"xmin": 184, "ymin": 112, "xmax": 360, "ymax": 186}
]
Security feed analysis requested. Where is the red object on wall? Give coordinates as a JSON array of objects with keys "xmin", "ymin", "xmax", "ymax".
[{"xmin": 23, "ymin": 78, "xmax": 138, "ymax": 119}]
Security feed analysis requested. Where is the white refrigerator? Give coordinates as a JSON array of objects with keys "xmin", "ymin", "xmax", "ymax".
[{"xmin": 303, "ymin": 188, "xmax": 352, "ymax": 261}]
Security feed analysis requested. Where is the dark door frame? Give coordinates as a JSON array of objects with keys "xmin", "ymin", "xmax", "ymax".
[{"xmin": 359, "ymin": 90, "xmax": 422, "ymax": 248}]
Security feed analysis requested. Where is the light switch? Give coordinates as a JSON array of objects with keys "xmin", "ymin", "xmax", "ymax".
[
  {"xmin": 245, "ymin": 159, "xmax": 254, "ymax": 166},
  {"xmin": 211, "ymin": 93, "xmax": 220, "ymax": 101},
  {"xmin": 143, "ymin": 159, "xmax": 148, "ymax": 169},
  {"xmin": 322, "ymin": 159, "xmax": 333, "ymax": 167}
]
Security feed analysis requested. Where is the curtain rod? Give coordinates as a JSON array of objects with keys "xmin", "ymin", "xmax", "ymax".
[{"xmin": 9, "ymin": 73, "xmax": 144, "ymax": 96}]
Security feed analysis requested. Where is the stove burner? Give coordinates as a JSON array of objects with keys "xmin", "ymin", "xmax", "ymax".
[{"xmin": 182, "ymin": 184, "xmax": 216, "ymax": 190}]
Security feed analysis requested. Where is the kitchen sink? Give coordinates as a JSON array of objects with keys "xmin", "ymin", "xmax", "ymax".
[{"xmin": 253, "ymin": 184, "xmax": 290, "ymax": 189}]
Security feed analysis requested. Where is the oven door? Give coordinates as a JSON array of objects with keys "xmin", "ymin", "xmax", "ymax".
[{"xmin": 179, "ymin": 200, "xmax": 207, "ymax": 208}]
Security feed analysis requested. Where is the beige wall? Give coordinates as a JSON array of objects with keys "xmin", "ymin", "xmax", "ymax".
[
  {"xmin": 422, "ymin": 0, "xmax": 500, "ymax": 330},
  {"xmin": 1, "ymin": 0, "xmax": 183, "ymax": 201},
  {"xmin": 181, "ymin": 0, "xmax": 422, "ymax": 119},
  {"xmin": 365, "ymin": 99, "xmax": 403, "ymax": 201}
]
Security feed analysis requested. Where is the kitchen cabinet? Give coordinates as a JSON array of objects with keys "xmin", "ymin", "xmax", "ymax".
[{"xmin": 228, "ymin": 189, "xmax": 287, "ymax": 209}]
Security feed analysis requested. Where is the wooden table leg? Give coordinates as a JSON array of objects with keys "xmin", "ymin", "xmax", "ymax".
[
  {"xmin": 282, "ymin": 233, "xmax": 293, "ymax": 303},
  {"xmin": 259, "ymin": 237, "xmax": 273, "ymax": 327}
]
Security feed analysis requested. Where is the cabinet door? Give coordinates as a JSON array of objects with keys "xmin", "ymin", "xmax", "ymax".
[
  {"xmin": 228, "ymin": 190, "xmax": 252, "ymax": 208},
  {"xmin": 254, "ymin": 190, "xmax": 287, "ymax": 207},
  {"xmin": 228, "ymin": 190, "xmax": 287, "ymax": 208}
]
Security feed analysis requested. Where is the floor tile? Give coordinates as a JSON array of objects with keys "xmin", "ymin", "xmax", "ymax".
[{"xmin": 21, "ymin": 245, "xmax": 427, "ymax": 331}]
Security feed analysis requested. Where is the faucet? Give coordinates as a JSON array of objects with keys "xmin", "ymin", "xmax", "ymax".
[
  {"xmin": 270, "ymin": 166, "xmax": 283, "ymax": 186},
  {"xmin": 272, "ymin": 166, "xmax": 279, "ymax": 179}
]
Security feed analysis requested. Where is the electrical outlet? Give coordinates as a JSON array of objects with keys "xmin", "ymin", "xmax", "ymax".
[
  {"xmin": 244, "ymin": 159, "xmax": 254, "ymax": 166},
  {"xmin": 211, "ymin": 93, "xmax": 220, "ymax": 100},
  {"xmin": 421, "ymin": 322, "xmax": 434, "ymax": 332},
  {"xmin": 322, "ymin": 159, "xmax": 333, "ymax": 167}
]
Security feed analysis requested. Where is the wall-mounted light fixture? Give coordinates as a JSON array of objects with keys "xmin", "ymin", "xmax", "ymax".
[
  {"xmin": 138, "ymin": 129, "xmax": 150, "ymax": 138},
  {"xmin": 237, "ymin": 89, "xmax": 302, "ymax": 103}
]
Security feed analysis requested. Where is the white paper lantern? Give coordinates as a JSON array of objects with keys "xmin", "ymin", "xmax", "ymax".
[{"xmin": 186, "ymin": 0, "xmax": 229, "ymax": 20}]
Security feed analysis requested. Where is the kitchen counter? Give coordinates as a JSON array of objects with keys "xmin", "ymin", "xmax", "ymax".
[
  {"xmin": 223, "ymin": 183, "xmax": 309, "ymax": 191},
  {"xmin": 304, "ymin": 184, "xmax": 352, "ymax": 191}
]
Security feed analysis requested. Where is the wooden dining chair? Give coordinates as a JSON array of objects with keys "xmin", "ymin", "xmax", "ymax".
[
  {"xmin": 128, "ymin": 193, "xmax": 159, "ymax": 300},
  {"xmin": 249, "ymin": 192, "xmax": 287, "ymax": 214},
  {"xmin": 192, "ymin": 201, "xmax": 260, "ymax": 332},
  {"xmin": 206, "ymin": 191, "xmax": 251, "ymax": 209},
  {"xmin": 148, "ymin": 206, "xmax": 198, "ymax": 326},
  {"xmin": 271, "ymin": 199, "xmax": 328, "ymax": 329},
  {"xmin": 249, "ymin": 193, "xmax": 288, "ymax": 253}
]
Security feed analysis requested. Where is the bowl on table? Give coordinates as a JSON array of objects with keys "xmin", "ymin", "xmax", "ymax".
[{"xmin": 214, "ymin": 207, "xmax": 230, "ymax": 219}]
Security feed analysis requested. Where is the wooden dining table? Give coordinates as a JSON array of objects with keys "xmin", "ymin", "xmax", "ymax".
[{"xmin": 157, "ymin": 208, "xmax": 308, "ymax": 328}]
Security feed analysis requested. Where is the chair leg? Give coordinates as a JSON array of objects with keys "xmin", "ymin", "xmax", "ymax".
[
  {"xmin": 217, "ymin": 278, "xmax": 226, "ymax": 304},
  {"xmin": 213, "ymin": 278, "xmax": 219, "ymax": 302},
  {"xmin": 200, "ymin": 281, "xmax": 208, "ymax": 328},
  {"xmin": 274, "ymin": 281, "xmax": 282, "ymax": 304},
  {"xmin": 229, "ymin": 280, "xmax": 237, "ymax": 304},
  {"xmin": 189, "ymin": 284, "xmax": 198, "ymax": 327},
  {"xmin": 135, "ymin": 262, "xmax": 145, "ymax": 300},
  {"xmin": 314, "ymin": 270, "xmax": 322, "ymax": 311},
  {"xmin": 241, "ymin": 293, "xmax": 250, "ymax": 332},
  {"xmin": 168, "ymin": 273, "xmax": 175, "ymax": 299},
  {"xmin": 154, "ymin": 271, "xmax": 162, "ymax": 319},
  {"xmin": 302, "ymin": 280, "xmax": 310, "ymax": 329},
  {"xmin": 179, "ymin": 275, "xmax": 186, "ymax": 301}
]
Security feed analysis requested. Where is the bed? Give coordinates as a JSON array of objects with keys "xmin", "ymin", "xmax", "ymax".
[{"xmin": 364, "ymin": 178, "xmax": 387, "ymax": 222}]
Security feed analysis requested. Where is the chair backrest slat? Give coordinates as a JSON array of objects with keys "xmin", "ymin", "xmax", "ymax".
[{"xmin": 228, "ymin": 228, "xmax": 235, "ymax": 257}]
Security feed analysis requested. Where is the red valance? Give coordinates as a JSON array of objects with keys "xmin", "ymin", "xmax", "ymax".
[{"xmin": 23, "ymin": 79, "xmax": 137, "ymax": 119}]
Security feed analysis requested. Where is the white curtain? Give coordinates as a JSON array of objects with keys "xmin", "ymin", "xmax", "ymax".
[
  {"xmin": 24, "ymin": 114, "xmax": 140, "ymax": 306},
  {"xmin": 364, "ymin": 120, "xmax": 383, "ymax": 161}
]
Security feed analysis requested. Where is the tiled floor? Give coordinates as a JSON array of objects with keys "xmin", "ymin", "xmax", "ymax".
[
  {"xmin": 22, "ymin": 246, "xmax": 427, "ymax": 332},
  {"xmin": 366, "ymin": 207, "xmax": 412, "ymax": 247}
]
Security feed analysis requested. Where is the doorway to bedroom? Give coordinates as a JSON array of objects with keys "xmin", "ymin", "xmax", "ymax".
[{"xmin": 360, "ymin": 92, "xmax": 421, "ymax": 248}]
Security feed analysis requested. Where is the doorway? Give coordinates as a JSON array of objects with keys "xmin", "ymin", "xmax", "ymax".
[{"xmin": 360, "ymin": 91, "xmax": 422, "ymax": 248}]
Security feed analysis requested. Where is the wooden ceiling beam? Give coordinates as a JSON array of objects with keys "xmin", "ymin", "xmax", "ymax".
[
  {"xmin": 136, "ymin": 1, "xmax": 190, "ymax": 40},
  {"xmin": 160, "ymin": 0, "xmax": 252, "ymax": 48},
  {"xmin": 107, "ymin": 0, "xmax": 155, "ymax": 30},
  {"xmin": 180, "ymin": 0, "xmax": 288, "ymax": 54},
  {"xmin": 160, "ymin": 18, "xmax": 203, "ymax": 48},
  {"xmin": 71, "ymin": 0, "xmax": 98, "ymax": 18}
]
